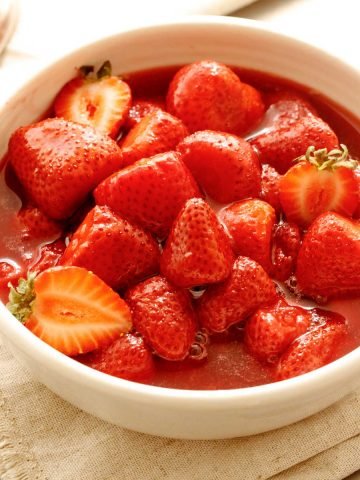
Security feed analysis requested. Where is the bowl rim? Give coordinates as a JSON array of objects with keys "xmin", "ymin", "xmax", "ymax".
[{"xmin": 0, "ymin": 15, "xmax": 359, "ymax": 408}]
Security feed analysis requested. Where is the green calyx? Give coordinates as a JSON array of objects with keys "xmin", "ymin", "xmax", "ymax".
[
  {"xmin": 297, "ymin": 144, "xmax": 358, "ymax": 171},
  {"xmin": 7, "ymin": 272, "xmax": 36, "ymax": 324},
  {"xmin": 79, "ymin": 60, "xmax": 112, "ymax": 81}
]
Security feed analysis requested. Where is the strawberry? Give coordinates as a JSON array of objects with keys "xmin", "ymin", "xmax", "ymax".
[
  {"xmin": 250, "ymin": 105, "xmax": 339, "ymax": 174},
  {"xmin": 94, "ymin": 151, "xmax": 200, "ymax": 239},
  {"xmin": 160, "ymin": 198, "xmax": 234, "ymax": 288},
  {"xmin": 197, "ymin": 256, "xmax": 278, "ymax": 333},
  {"xmin": 244, "ymin": 298, "xmax": 311, "ymax": 363},
  {"xmin": 60, "ymin": 205, "xmax": 160, "ymax": 290},
  {"xmin": 177, "ymin": 130, "xmax": 261, "ymax": 203},
  {"xmin": 17, "ymin": 204, "xmax": 63, "ymax": 239},
  {"xmin": 54, "ymin": 61, "xmax": 131, "ymax": 139},
  {"xmin": 7, "ymin": 266, "xmax": 132, "ymax": 356},
  {"xmin": 0, "ymin": 261, "xmax": 24, "ymax": 301},
  {"xmin": 296, "ymin": 212, "xmax": 360, "ymax": 299},
  {"xmin": 166, "ymin": 60, "xmax": 264, "ymax": 136},
  {"xmin": 260, "ymin": 163, "xmax": 282, "ymax": 212},
  {"xmin": 121, "ymin": 109, "xmax": 188, "ymax": 166},
  {"xmin": 275, "ymin": 314, "xmax": 347, "ymax": 380},
  {"xmin": 9, "ymin": 118, "xmax": 123, "ymax": 220},
  {"xmin": 263, "ymin": 90, "xmax": 317, "ymax": 118},
  {"xmin": 270, "ymin": 221, "xmax": 301, "ymax": 281},
  {"xmin": 124, "ymin": 98, "xmax": 166, "ymax": 130},
  {"xmin": 77, "ymin": 333, "xmax": 155, "ymax": 382},
  {"xmin": 354, "ymin": 167, "xmax": 360, "ymax": 219},
  {"xmin": 279, "ymin": 145, "xmax": 358, "ymax": 227},
  {"xmin": 125, "ymin": 276, "xmax": 197, "ymax": 361},
  {"xmin": 29, "ymin": 239, "xmax": 66, "ymax": 275},
  {"xmin": 218, "ymin": 199, "xmax": 275, "ymax": 272}
]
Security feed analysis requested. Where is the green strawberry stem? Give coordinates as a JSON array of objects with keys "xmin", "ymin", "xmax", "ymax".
[
  {"xmin": 79, "ymin": 60, "xmax": 112, "ymax": 81},
  {"xmin": 7, "ymin": 273, "xmax": 36, "ymax": 324},
  {"xmin": 298, "ymin": 144, "xmax": 358, "ymax": 171}
]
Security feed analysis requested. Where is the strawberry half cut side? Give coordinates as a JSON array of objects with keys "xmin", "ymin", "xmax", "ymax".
[
  {"xmin": 54, "ymin": 61, "xmax": 132, "ymax": 139},
  {"xmin": 7, "ymin": 266, "xmax": 132, "ymax": 356}
]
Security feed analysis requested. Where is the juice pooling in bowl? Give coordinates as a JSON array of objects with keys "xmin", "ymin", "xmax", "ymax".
[{"xmin": 1, "ymin": 60, "xmax": 360, "ymax": 392}]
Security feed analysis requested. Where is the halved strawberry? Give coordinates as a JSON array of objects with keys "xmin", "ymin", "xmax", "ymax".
[
  {"xmin": 279, "ymin": 145, "xmax": 358, "ymax": 227},
  {"xmin": 7, "ymin": 266, "xmax": 132, "ymax": 356},
  {"xmin": 54, "ymin": 61, "xmax": 131, "ymax": 139}
]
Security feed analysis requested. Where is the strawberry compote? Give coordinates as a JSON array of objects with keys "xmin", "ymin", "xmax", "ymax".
[{"xmin": 1, "ymin": 62, "xmax": 360, "ymax": 390}]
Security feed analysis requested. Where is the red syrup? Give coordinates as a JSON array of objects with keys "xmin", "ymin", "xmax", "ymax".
[{"xmin": 1, "ymin": 65, "xmax": 360, "ymax": 389}]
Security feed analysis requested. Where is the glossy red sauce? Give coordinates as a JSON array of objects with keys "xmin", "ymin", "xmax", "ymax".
[{"xmin": 1, "ymin": 65, "xmax": 359, "ymax": 390}]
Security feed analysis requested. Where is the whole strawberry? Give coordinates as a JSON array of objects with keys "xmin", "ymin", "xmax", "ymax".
[
  {"xmin": 160, "ymin": 198, "xmax": 234, "ymax": 288},
  {"xmin": 60, "ymin": 205, "xmax": 160, "ymax": 290},
  {"xmin": 296, "ymin": 212, "xmax": 360, "ymax": 299},
  {"xmin": 121, "ymin": 109, "xmax": 188, "ymax": 166},
  {"xmin": 270, "ymin": 221, "xmax": 301, "ymax": 282},
  {"xmin": 77, "ymin": 333, "xmax": 155, "ymax": 382},
  {"xmin": 279, "ymin": 145, "xmax": 358, "ymax": 227},
  {"xmin": 177, "ymin": 130, "xmax": 261, "ymax": 203},
  {"xmin": 17, "ymin": 204, "xmax": 63, "ymax": 239},
  {"xmin": 197, "ymin": 256, "xmax": 278, "ymax": 333},
  {"xmin": 125, "ymin": 276, "xmax": 197, "ymax": 361},
  {"xmin": 94, "ymin": 151, "xmax": 200, "ymax": 239},
  {"xmin": 250, "ymin": 95, "xmax": 339, "ymax": 173},
  {"xmin": 245, "ymin": 298, "xmax": 311, "ymax": 363},
  {"xmin": 9, "ymin": 118, "xmax": 123, "ymax": 220},
  {"xmin": 166, "ymin": 60, "xmax": 264, "ymax": 136},
  {"xmin": 275, "ymin": 314, "xmax": 347, "ymax": 380},
  {"xmin": 218, "ymin": 199, "xmax": 275, "ymax": 273},
  {"xmin": 124, "ymin": 99, "xmax": 165, "ymax": 130}
]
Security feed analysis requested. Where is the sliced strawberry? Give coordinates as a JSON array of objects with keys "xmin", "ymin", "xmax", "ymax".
[
  {"xmin": 60, "ymin": 205, "xmax": 160, "ymax": 290},
  {"xmin": 275, "ymin": 314, "xmax": 347, "ymax": 380},
  {"xmin": 9, "ymin": 118, "xmax": 123, "ymax": 220},
  {"xmin": 245, "ymin": 298, "xmax": 311, "ymax": 363},
  {"xmin": 54, "ymin": 61, "xmax": 131, "ymax": 139},
  {"xmin": 121, "ymin": 109, "xmax": 188, "ymax": 166},
  {"xmin": 218, "ymin": 199, "xmax": 275, "ymax": 273},
  {"xmin": 77, "ymin": 333, "xmax": 155, "ymax": 382},
  {"xmin": 279, "ymin": 145, "xmax": 358, "ymax": 227},
  {"xmin": 167, "ymin": 60, "xmax": 264, "ymax": 135},
  {"xmin": 270, "ymin": 221, "xmax": 301, "ymax": 282},
  {"xmin": 198, "ymin": 256, "xmax": 278, "ymax": 333},
  {"xmin": 94, "ymin": 151, "xmax": 200, "ymax": 239},
  {"xmin": 160, "ymin": 198, "xmax": 234, "ymax": 288},
  {"xmin": 177, "ymin": 130, "xmax": 261, "ymax": 203},
  {"xmin": 296, "ymin": 212, "xmax": 360, "ymax": 299},
  {"xmin": 260, "ymin": 163, "xmax": 282, "ymax": 212},
  {"xmin": 125, "ymin": 276, "xmax": 197, "ymax": 361},
  {"xmin": 7, "ymin": 266, "xmax": 132, "ymax": 356}
]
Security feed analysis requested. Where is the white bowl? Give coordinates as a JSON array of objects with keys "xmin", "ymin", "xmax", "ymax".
[{"xmin": 0, "ymin": 16, "xmax": 360, "ymax": 440}]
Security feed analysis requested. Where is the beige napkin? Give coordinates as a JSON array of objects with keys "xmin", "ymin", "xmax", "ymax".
[{"xmin": 1, "ymin": 340, "xmax": 360, "ymax": 480}]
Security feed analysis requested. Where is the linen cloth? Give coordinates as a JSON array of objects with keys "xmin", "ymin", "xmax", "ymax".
[{"xmin": 1, "ymin": 0, "xmax": 360, "ymax": 479}]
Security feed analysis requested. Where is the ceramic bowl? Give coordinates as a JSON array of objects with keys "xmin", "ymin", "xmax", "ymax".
[{"xmin": 0, "ymin": 16, "xmax": 359, "ymax": 440}]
